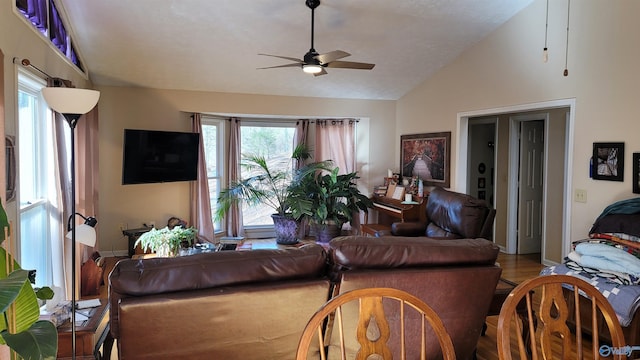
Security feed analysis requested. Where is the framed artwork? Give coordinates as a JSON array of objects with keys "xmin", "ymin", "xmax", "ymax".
[
  {"xmin": 478, "ymin": 177, "xmax": 486, "ymax": 189},
  {"xmin": 633, "ymin": 153, "xmax": 640, "ymax": 194},
  {"xmin": 400, "ymin": 132, "xmax": 451, "ymax": 188},
  {"xmin": 592, "ymin": 142, "xmax": 624, "ymax": 181}
]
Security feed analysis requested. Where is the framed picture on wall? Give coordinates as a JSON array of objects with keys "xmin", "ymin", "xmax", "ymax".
[
  {"xmin": 400, "ymin": 132, "xmax": 451, "ymax": 188},
  {"xmin": 633, "ymin": 153, "xmax": 640, "ymax": 194},
  {"xmin": 591, "ymin": 142, "xmax": 624, "ymax": 181}
]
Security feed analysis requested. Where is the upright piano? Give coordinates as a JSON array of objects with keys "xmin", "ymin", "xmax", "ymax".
[{"xmin": 361, "ymin": 195, "xmax": 427, "ymax": 236}]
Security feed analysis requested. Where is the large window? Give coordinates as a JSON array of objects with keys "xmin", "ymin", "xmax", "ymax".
[
  {"xmin": 18, "ymin": 71, "xmax": 61, "ymax": 288},
  {"xmin": 240, "ymin": 123, "xmax": 296, "ymax": 227},
  {"xmin": 200, "ymin": 118, "xmax": 223, "ymax": 232}
]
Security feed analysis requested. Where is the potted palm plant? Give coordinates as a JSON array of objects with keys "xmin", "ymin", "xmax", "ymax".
[
  {"xmin": 215, "ymin": 144, "xmax": 314, "ymax": 245},
  {"xmin": 289, "ymin": 163, "xmax": 373, "ymax": 243}
]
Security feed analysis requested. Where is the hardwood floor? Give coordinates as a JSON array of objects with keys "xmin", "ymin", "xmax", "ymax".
[{"xmin": 475, "ymin": 252, "xmax": 545, "ymax": 360}]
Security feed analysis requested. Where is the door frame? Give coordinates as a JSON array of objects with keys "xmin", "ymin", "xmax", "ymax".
[
  {"xmin": 509, "ymin": 114, "xmax": 547, "ymax": 255},
  {"xmin": 456, "ymin": 99, "xmax": 576, "ymax": 264}
]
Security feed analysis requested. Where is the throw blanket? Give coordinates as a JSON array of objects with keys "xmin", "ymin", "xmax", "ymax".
[
  {"xmin": 590, "ymin": 197, "xmax": 640, "ymax": 234},
  {"xmin": 540, "ymin": 265, "xmax": 640, "ymax": 327},
  {"xmin": 573, "ymin": 243, "xmax": 640, "ymax": 278}
]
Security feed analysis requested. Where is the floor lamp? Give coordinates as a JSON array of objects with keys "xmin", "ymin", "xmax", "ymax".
[{"xmin": 42, "ymin": 87, "xmax": 100, "ymax": 360}]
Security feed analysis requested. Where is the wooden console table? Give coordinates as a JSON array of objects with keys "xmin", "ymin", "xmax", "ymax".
[{"xmin": 57, "ymin": 298, "xmax": 113, "ymax": 360}]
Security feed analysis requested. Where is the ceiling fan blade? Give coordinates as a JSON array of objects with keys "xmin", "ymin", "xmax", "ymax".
[
  {"xmin": 326, "ymin": 61, "xmax": 375, "ymax": 70},
  {"xmin": 257, "ymin": 63, "xmax": 302, "ymax": 70},
  {"xmin": 258, "ymin": 53, "xmax": 304, "ymax": 63},
  {"xmin": 313, "ymin": 68, "xmax": 328, "ymax": 77},
  {"xmin": 315, "ymin": 50, "xmax": 350, "ymax": 64}
]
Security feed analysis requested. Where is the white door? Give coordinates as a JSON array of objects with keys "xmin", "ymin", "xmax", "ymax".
[{"xmin": 517, "ymin": 120, "xmax": 544, "ymax": 254}]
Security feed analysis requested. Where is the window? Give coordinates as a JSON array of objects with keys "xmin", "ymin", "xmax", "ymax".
[
  {"xmin": 18, "ymin": 70, "xmax": 61, "ymax": 288},
  {"xmin": 240, "ymin": 123, "xmax": 296, "ymax": 227},
  {"xmin": 200, "ymin": 118, "xmax": 223, "ymax": 232},
  {"xmin": 15, "ymin": 0, "xmax": 84, "ymax": 72}
]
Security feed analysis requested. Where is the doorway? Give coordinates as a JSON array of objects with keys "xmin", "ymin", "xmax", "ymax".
[{"xmin": 458, "ymin": 99, "xmax": 575, "ymax": 265}]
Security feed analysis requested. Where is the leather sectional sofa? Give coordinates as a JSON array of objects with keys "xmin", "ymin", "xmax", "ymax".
[{"xmin": 109, "ymin": 236, "xmax": 501, "ymax": 359}]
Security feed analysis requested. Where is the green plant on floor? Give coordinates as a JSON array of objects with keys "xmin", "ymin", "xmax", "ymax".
[
  {"xmin": 289, "ymin": 163, "xmax": 373, "ymax": 228},
  {"xmin": 134, "ymin": 225, "xmax": 197, "ymax": 257},
  {"xmin": 0, "ymin": 200, "xmax": 57, "ymax": 359}
]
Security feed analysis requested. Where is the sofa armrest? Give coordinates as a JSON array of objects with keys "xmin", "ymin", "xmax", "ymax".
[{"xmin": 390, "ymin": 221, "xmax": 427, "ymax": 236}]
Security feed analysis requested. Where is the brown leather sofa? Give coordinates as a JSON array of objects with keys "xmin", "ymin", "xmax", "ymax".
[
  {"xmin": 391, "ymin": 186, "xmax": 496, "ymax": 239},
  {"xmin": 109, "ymin": 236, "xmax": 500, "ymax": 360}
]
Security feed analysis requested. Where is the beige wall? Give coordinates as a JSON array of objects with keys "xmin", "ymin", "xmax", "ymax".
[
  {"xmin": 397, "ymin": 0, "xmax": 640, "ymax": 260},
  {"xmin": 97, "ymin": 86, "xmax": 395, "ymax": 252}
]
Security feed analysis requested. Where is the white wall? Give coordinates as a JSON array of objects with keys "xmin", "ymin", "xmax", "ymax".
[{"xmin": 397, "ymin": 0, "xmax": 640, "ymax": 256}]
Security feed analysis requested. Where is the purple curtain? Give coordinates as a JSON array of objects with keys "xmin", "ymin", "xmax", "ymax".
[
  {"xmin": 48, "ymin": 1, "xmax": 68, "ymax": 55},
  {"xmin": 190, "ymin": 114, "xmax": 215, "ymax": 243},
  {"xmin": 16, "ymin": 0, "xmax": 48, "ymax": 32}
]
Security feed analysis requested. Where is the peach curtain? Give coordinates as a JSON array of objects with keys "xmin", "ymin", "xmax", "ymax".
[
  {"xmin": 294, "ymin": 119, "xmax": 309, "ymax": 169},
  {"xmin": 315, "ymin": 119, "xmax": 356, "ymax": 174},
  {"xmin": 190, "ymin": 114, "xmax": 215, "ymax": 243},
  {"xmin": 225, "ymin": 118, "xmax": 244, "ymax": 237}
]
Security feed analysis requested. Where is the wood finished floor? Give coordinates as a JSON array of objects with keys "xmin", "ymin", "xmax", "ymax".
[{"xmin": 99, "ymin": 252, "xmax": 550, "ymax": 359}]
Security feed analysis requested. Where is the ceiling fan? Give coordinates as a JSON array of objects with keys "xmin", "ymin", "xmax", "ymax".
[{"xmin": 258, "ymin": 0, "xmax": 375, "ymax": 76}]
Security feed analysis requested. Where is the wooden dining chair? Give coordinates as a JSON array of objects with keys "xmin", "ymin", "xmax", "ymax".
[
  {"xmin": 496, "ymin": 274, "xmax": 627, "ymax": 360},
  {"xmin": 295, "ymin": 287, "xmax": 456, "ymax": 360}
]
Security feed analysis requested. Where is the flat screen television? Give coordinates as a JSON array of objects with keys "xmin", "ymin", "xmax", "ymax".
[{"xmin": 122, "ymin": 129, "xmax": 200, "ymax": 185}]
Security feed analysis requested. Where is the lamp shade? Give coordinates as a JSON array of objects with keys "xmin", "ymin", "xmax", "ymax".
[
  {"xmin": 66, "ymin": 223, "xmax": 96, "ymax": 247},
  {"xmin": 42, "ymin": 87, "xmax": 100, "ymax": 114}
]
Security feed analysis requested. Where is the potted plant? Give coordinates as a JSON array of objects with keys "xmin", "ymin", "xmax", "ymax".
[
  {"xmin": 289, "ymin": 163, "xmax": 373, "ymax": 243},
  {"xmin": 134, "ymin": 225, "xmax": 197, "ymax": 257},
  {"xmin": 0, "ymin": 202, "xmax": 57, "ymax": 359},
  {"xmin": 215, "ymin": 144, "xmax": 314, "ymax": 245}
]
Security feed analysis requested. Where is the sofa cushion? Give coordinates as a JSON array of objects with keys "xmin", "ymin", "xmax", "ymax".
[
  {"xmin": 426, "ymin": 187, "xmax": 491, "ymax": 238},
  {"xmin": 117, "ymin": 280, "xmax": 331, "ymax": 360},
  {"xmin": 328, "ymin": 236, "xmax": 499, "ymax": 271}
]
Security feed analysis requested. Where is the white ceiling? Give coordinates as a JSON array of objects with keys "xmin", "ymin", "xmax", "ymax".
[{"xmin": 59, "ymin": 0, "xmax": 533, "ymax": 101}]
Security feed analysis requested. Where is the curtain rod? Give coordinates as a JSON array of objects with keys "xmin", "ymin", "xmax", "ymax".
[
  {"xmin": 14, "ymin": 57, "xmax": 68, "ymax": 87},
  {"xmin": 13, "ymin": 57, "xmax": 52, "ymax": 78}
]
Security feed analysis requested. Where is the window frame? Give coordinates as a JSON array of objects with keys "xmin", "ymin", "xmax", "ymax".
[
  {"xmin": 200, "ymin": 116, "xmax": 224, "ymax": 234},
  {"xmin": 17, "ymin": 69, "xmax": 58, "ymax": 287}
]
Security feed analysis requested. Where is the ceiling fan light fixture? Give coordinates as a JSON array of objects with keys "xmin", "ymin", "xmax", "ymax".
[{"xmin": 303, "ymin": 64, "xmax": 323, "ymax": 74}]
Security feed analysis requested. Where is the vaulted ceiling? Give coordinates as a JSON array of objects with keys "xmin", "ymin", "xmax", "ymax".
[{"xmin": 60, "ymin": 0, "xmax": 534, "ymax": 100}]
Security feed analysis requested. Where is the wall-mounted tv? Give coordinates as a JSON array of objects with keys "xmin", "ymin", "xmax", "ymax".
[{"xmin": 122, "ymin": 129, "xmax": 199, "ymax": 185}]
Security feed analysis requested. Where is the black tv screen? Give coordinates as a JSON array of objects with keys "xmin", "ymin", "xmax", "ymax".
[{"xmin": 122, "ymin": 129, "xmax": 200, "ymax": 185}]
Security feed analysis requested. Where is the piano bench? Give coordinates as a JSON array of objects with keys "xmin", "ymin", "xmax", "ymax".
[{"xmin": 360, "ymin": 223, "xmax": 391, "ymax": 237}]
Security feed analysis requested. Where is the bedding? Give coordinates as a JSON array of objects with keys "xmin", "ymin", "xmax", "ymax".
[{"xmin": 540, "ymin": 264, "xmax": 640, "ymax": 327}]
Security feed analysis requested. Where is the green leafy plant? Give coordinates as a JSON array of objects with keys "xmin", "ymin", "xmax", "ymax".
[
  {"xmin": 289, "ymin": 163, "xmax": 373, "ymax": 228},
  {"xmin": 134, "ymin": 226, "xmax": 197, "ymax": 257},
  {"xmin": 0, "ymin": 201, "xmax": 57, "ymax": 359}
]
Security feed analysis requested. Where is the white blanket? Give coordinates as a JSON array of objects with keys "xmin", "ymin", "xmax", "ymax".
[{"xmin": 574, "ymin": 242, "xmax": 640, "ymax": 277}]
